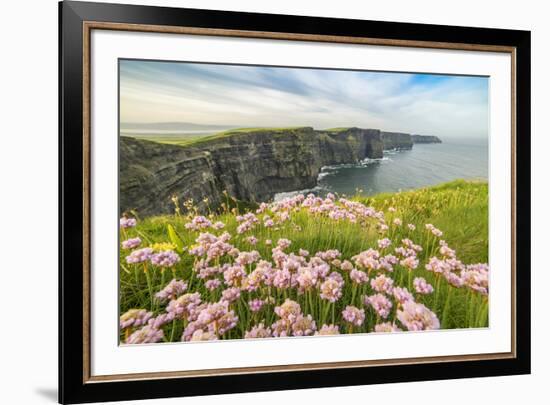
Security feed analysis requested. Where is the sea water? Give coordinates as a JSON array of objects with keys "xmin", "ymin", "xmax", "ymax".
[{"xmin": 275, "ymin": 138, "xmax": 488, "ymax": 200}]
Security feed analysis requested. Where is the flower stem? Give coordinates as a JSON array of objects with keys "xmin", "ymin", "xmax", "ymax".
[{"xmin": 170, "ymin": 320, "xmax": 177, "ymax": 342}]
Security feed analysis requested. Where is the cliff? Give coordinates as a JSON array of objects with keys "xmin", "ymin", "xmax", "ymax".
[
  {"xmin": 411, "ymin": 135, "xmax": 442, "ymax": 144},
  {"xmin": 380, "ymin": 132, "xmax": 414, "ymax": 150},
  {"xmin": 120, "ymin": 127, "xmax": 384, "ymax": 216}
]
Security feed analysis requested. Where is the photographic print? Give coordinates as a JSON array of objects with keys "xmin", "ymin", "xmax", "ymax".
[
  {"xmin": 60, "ymin": 3, "xmax": 530, "ymax": 401},
  {"xmin": 118, "ymin": 59, "xmax": 489, "ymax": 344}
]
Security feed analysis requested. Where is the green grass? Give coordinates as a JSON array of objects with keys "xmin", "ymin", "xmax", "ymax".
[
  {"xmin": 124, "ymin": 135, "xmax": 210, "ymax": 145},
  {"xmin": 322, "ymin": 127, "xmax": 353, "ymax": 133},
  {"xmin": 359, "ymin": 180, "xmax": 488, "ymax": 264},
  {"xmin": 124, "ymin": 127, "xmax": 312, "ymax": 147},
  {"xmin": 124, "ymin": 126, "xmax": 377, "ymax": 149},
  {"xmin": 120, "ymin": 179, "xmax": 488, "ymax": 342},
  {"xmin": 179, "ymin": 126, "xmax": 311, "ymax": 147}
]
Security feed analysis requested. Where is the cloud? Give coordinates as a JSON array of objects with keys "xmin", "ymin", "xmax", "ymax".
[{"xmin": 120, "ymin": 60, "xmax": 488, "ymax": 139}]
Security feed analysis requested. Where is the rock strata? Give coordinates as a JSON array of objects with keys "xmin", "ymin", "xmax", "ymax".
[
  {"xmin": 380, "ymin": 132, "xmax": 414, "ymax": 150},
  {"xmin": 120, "ymin": 127, "xmax": 384, "ymax": 216}
]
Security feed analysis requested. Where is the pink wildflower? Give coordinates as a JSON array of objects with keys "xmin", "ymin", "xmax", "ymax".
[
  {"xmin": 392, "ymin": 286, "xmax": 414, "ymax": 306},
  {"xmin": 221, "ymin": 287, "xmax": 241, "ymax": 304},
  {"xmin": 277, "ymin": 238, "xmax": 292, "ymax": 250},
  {"xmin": 397, "ymin": 301, "xmax": 440, "ymax": 331},
  {"xmin": 296, "ymin": 267, "xmax": 318, "ymax": 292},
  {"xmin": 271, "ymin": 319, "xmax": 291, "ymax": 337},
  {"xmin": 120, "ymin": 309, "xmax": 153, "ymax": 329},
  {"xmin": 319, "ymin": 276, "xmax": 343, "ymax": 302},
  {"xmin": 461, "ymin": 263, "xmax": 489, "ymax": 295},
  {"xmin": 365, "ymin": 293, "xmax": 393, "ymax": 319},
  {"xmin": 445, "ymin": 271, "xmax": 464, "ymax": 288},
  {"xmin": 400, "ymin": 256, "xmax": 419, "ymax": 270},
  {"xmin": 190, "ymin": 329, "xmax": 218, "ymax": 341},
  {"xmin": 120, "ymin": 217, "xmax": 137, "ymax": 228},
  {"xmin": 274, "ymin": 299, "xmax": 302, "ymax": 324},
  {"xmin": 245, "ymin": 236, "xmax": 258, "ymax": 245},
  {"xmin": 370, "ymin": 274, "xmax": 394, "ymax": 294},
  {"xmin": 122, "ymin": 237, "xmax": 141, "ymax": 249},
  {"xmin": 299, "ymin": 248, "xmax": 309, "ymax": 257},
  {"xmin": 352, "ymin": 249, "xmax": 380, "ymax": 271},
  {"xmin": 378, "ymin": 238, "xmax": 391, "ymax": 249},
  {"xmin": 340, "ymin": 260, "xmax": 354, "ymax": 272},
  {"xmin": 245, "ymin": 323, "xmax": 272, "ymax": 339},
  {"xmin": 342, "ymin": 306, "xmax": 365, "ymax": 326},
  {"xmin": 235, "ymin": 250, "xmax": 260, "ymax": 266},
  {"xmin": 315, "ymin": 249, "xmax": 341, "ymax": 261},
  {"xmin": 212, "ymin": 221, "xmax": 225, "ymax": 230},
  {"xmin": 425, "ymin": 223, "xmax": 443, "ymax": 237},
  {"xmin": 151, "ymin": 250, "xmax": 180, "ymax": 268},
  {"xmin": 210, "ymin": 311, "xmax": 238, "ymax": 335},
  {"xmin": 413, "ymin": 277, "xmax": 434, "ymax": 295},
  {"xmin": 315, "ymin": 324, "xmax": 340, "ymax": 335},
  {"xmin": 185, "ymin": 215, "xmax": 212, "ymax": 230},
  {"xmin": 223, "ymin": 264, "xmax": 246, "ymax": 287},
  {"xmin": 374, "ymin": 322, "xmax": 402, "ymax": 333},
  {"xmin": 155, "ymin": 279, "xmax": 187, "ymax": 303},
  {"xmin": 125, "ymin": 247, "xmax": 153, "ymax": 264},
  {"xmin": 425, "ymin": 257, "xmax": 451, "ymax": 274},
  {"xmin": 291, "ymin": 315, "xmax": 317, "ymax": 336},
  {"xmin": 126, "ymin": 325, "xmax": 163, "ymax": 344},
  {"xmin": 350, "ymin": 268, "xmax": 369, "ymax": 285},
  {"xmin": 248, "ymin": 298, "xmax": 265, "ymax": 312},
  {"xmin": 166, "ymin": 293, "xmax": 202, "ymax": 320},
  {"xmin": 205, "ymin": 278, "xmax": 221, "ymax": 291}
]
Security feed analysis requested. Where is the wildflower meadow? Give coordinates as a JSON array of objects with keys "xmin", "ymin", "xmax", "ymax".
[{"xmin": 119, "ymin": 180, "xmax": 489, "ymax": 344}]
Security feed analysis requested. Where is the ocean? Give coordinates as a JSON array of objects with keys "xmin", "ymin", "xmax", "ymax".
[{"xmin": 275, "ymin": 138, "xmax": 488, "ymax": 200}]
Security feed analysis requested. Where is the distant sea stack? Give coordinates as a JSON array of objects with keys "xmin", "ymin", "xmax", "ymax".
[
  {"xmin": 120, "ymin": 127, "xmax": 383, "ymax": 216},
  {"xmin": 411, "ymin": 134, "xmax": 442, "ymax": 144}
]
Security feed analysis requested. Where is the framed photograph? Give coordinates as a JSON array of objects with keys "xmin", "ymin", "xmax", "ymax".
[{"xmin": 59, "ymin": 1, "xmax": 531, "ymax": 403}]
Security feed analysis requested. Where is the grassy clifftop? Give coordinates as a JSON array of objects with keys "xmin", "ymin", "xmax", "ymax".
[
  {"xmin": 130, "ymin": 127, "xmax": 312, "ymax": 147},
  {"xmin": 120, "ymin": 180, "xmax": 488, "ymax": 343},
  {"xmin": 131, "ymin": 180, "xmax": 487, "ymax": 266}
]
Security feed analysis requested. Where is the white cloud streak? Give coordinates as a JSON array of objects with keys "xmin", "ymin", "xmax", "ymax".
[{"xmin": 120, "ymin": 60, "xmax": 488, "ymax": 139}]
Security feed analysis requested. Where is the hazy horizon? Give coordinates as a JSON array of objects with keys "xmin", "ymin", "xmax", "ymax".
[{"xmin": 120, "ymin": 59, "xmax": 489, "ymax": 140}]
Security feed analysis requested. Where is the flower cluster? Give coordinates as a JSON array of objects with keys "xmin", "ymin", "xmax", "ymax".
[
  {"xmin": 397, "ymin": 301, "xmax": 440, "ymax": 331},
  {"xmin": 155, "ymin": 279, "xmax": 187, "ymax": 303},
  {"xmin": 151, "ymin": 250, "xmax": 180, "ymax": 268},
  {"xmin": 120, "ymin": 217, "xmax": 137, "ymax": 228},
  {"xmin": 122, "ymin": 237, "xmax": 141, "ymax": 249}
]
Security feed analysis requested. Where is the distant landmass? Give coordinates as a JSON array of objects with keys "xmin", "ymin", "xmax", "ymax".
[
  {"xmin": 411, "ymin": 134, "xmax": 443, "ymax": 144},
  {"xmin": 120, "ymin": 126, "xmax": 442, "ymax": 216},
  {"xmin": 120, "ymin": 121, "xmax": 239, "ymax": 132}
]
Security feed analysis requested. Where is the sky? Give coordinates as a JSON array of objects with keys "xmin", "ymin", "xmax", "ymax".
[{"xmin": 119, "ymin": 59, "xmax": 489, "ymax": 139}]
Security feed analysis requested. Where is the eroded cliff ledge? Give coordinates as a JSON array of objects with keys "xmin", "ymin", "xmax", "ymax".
[{"xmin": 121, "ymin": 127, "xmax": 386, "ymax": 216}]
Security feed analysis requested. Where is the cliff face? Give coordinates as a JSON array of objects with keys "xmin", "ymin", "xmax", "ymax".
[
  {"xmin": 120, "ymin": 127, "xmax": 384, "ymax": 216},
  {"xmin": 381, "ymin": 132, "xmax": 442, "ymax": 148},
  {"xmin": 380, "ymin": 132, "xmax": 414, "ymax": 150},
  {"xmin": 411, "ymin": 135, "xmax": 442, "ymax": 144}
]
